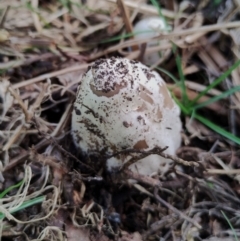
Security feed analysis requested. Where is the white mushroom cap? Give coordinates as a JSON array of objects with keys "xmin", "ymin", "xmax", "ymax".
[
  {"xmin": 72, "ymin": 57, "xmax": 181, "ymax": 176},
  {"xmin": 133, "ymin": 17, "xmax": 169, "ymax": 66}
]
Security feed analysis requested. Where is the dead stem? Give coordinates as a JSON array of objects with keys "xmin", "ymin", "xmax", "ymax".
[
  {"xmin": 3, "ymin": 138, "xmax": 51, "ymax": 172},
  {"xmin": 107, "ymin": 0, "xmax": 189, "ymax": 19},
  {"xmin": 13, "ymin": 63, "xmax": 89, "ymax": 89},
  {"xmin": 8, "ymin": 86, "xmax": 30, "ymax": 123},
  {"xmin": 154, "ymin": 187, "xmax": 202, "ymax": 229},
  {"xmin": 123, "ymin": 169, "xmax": 162, "ymax": 187},
  {"xmin": 0, "ymin": 6, "xmax": 10, "ymax": 28},
  {"xmin": 207, "ymin": 169, "xmax": 240, "ymax": 174}
]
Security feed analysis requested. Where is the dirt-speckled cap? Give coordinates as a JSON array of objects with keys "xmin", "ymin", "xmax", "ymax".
[{"xmin": 72, "ymin": 57, "xmax": 182, "ymax": 175}]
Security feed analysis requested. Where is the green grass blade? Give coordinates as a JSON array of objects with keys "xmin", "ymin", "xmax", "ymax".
[
  {"xmin": 149, "ymin": 0, "xmax": 164, "ymax": 19},
  {"xmin": 221, "ymin": 210, "xmax": 239, "ymax": 241},
  {"xmin": 194, "ymin": 113, "xmax": 240, "ymax": 145},
  {"xmin": 155, "ymin": 66, "xmax": 179, "ymax": 83},
  {"xmin": 214, "ymin": 0, "xmax": 224, "ymax": 6},
  {"xmin": 171, "ymin": 92, "xmax": 190, "ymax": 115},
  {"xmin": 0, "ymin": 196, "xmax": 45, "ymax": 220},
  {"xmin": 172, "ymin": 44, "xmax": 188, "ymax": 105},
  {"xmin": 0, "ymin": 180, "xmax": 24, "ymax": 199},
  {"xmin": 155, "ymin": 65, "xmax": 190, "ymax": 114},
  {"xmin": 101, "ymin": 32, "xmax": 134, "ymax": 43},
  {"xmin": 190, "ymin": 59, "xmax": 240, "ymax": 106},
  {"xmin": 149, "ymin": 0, "xmax": 171, "ymax": 31},
  {"xmin": 193, "ymin": 85, "xmax": 240, "ymax": 110},
  {"xmin": 58, "ymin": 0, "xmax": 71, "ymax": 10},
  {"xmin": 0, "ymin": 69, "xmax": 7, "ymax": 75}
]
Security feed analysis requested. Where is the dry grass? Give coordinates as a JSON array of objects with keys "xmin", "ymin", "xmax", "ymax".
[{"xmin": 0, "ymin": 0, "xmax": 240, "ymax": 240}]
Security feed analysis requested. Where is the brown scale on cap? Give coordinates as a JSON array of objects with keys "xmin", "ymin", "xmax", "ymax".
[{"xmin": 72, "ymin": 57, "xmax": 182, "ymax": 176}]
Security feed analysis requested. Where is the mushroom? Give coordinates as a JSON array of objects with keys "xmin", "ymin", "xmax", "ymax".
[
  {"xmin": 133, "ymin": 16, "xmax": 169, "ymax": 66},
  {"xmin": 72, "ymin": 57, "xmax": 181, "ymax": 176}
]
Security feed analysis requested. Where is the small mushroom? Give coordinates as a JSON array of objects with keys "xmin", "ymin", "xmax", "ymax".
[
  {"xmin": 133, "ymin": 17, "xmax": 169, "ymax": 65},
  {"xmin": 72, "ymin": 57, "xmax": 181, "ymax": 176}
]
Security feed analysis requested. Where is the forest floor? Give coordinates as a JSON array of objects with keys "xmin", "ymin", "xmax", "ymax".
[{"xmin": 0, "ymin": 0, "xmax": 240, "ymax": 241}]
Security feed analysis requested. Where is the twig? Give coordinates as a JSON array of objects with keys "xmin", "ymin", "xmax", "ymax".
[
  {"xmin": 107, "ymin": 0, "xmax": 188, "ymax": 19},
  {"xmin": 154, "ymin": 187, "xmax": 202, "ymax": 229},
  {"xmin": 143, "ymin": 214, "xmax": 177, "ymax": 238},
  {"xmin": 3, "ymin": 124, "xmax": 25, "ymax": 151},
  {"xmin": 90, "ymin": 21, "xmax": 240, "ymax": 60},
  {"xmin": 117, "ymin": 0, "xmax": 138, "ymax": 51},
  {"xmin": 13, "ymin": 63, "xmax": 89, "ymax": 89},
  {"xmin": 158, "ymin": 152, "xmax": 200, "ymax": 168},
  {"xmin": 0, "ymin": 6, "xmax": 10, "ymax": 28},
  {"xmin": 160, "ymin": 21, "xmax": 240, "ymax": 38},
  {"xmin": 8, "ymin": 87, "xmax": 30, "ymax": 123},
  {"xmin": 3, "ymin": 138, "xmax": 51, "ymax": 172},
  {"xmin": 32, "ymin": 115, "xmax": 94, "ymax": 171},
  {"xmin": 110, "ymin": 147, "xmax": 200, "ymax": 168},
  {"xmin": 123, "ymin": 169, "xmax": 162, "ymax": 187},
  {"xmin": 117, "ymin": 0, "xmax": 133, "ymax": 33},
  {"xmin": 49, "ymin": 136, "xmax": 94, "ymax": 171},
  {"xmin": 207, "ymin": 169, "xmax": 240, "ymax": 174}
]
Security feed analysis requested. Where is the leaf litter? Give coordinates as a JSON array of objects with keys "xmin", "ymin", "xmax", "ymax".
[{"xmin": 0, "ymin": 0, "xmax": 240, "ymax": 240}]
